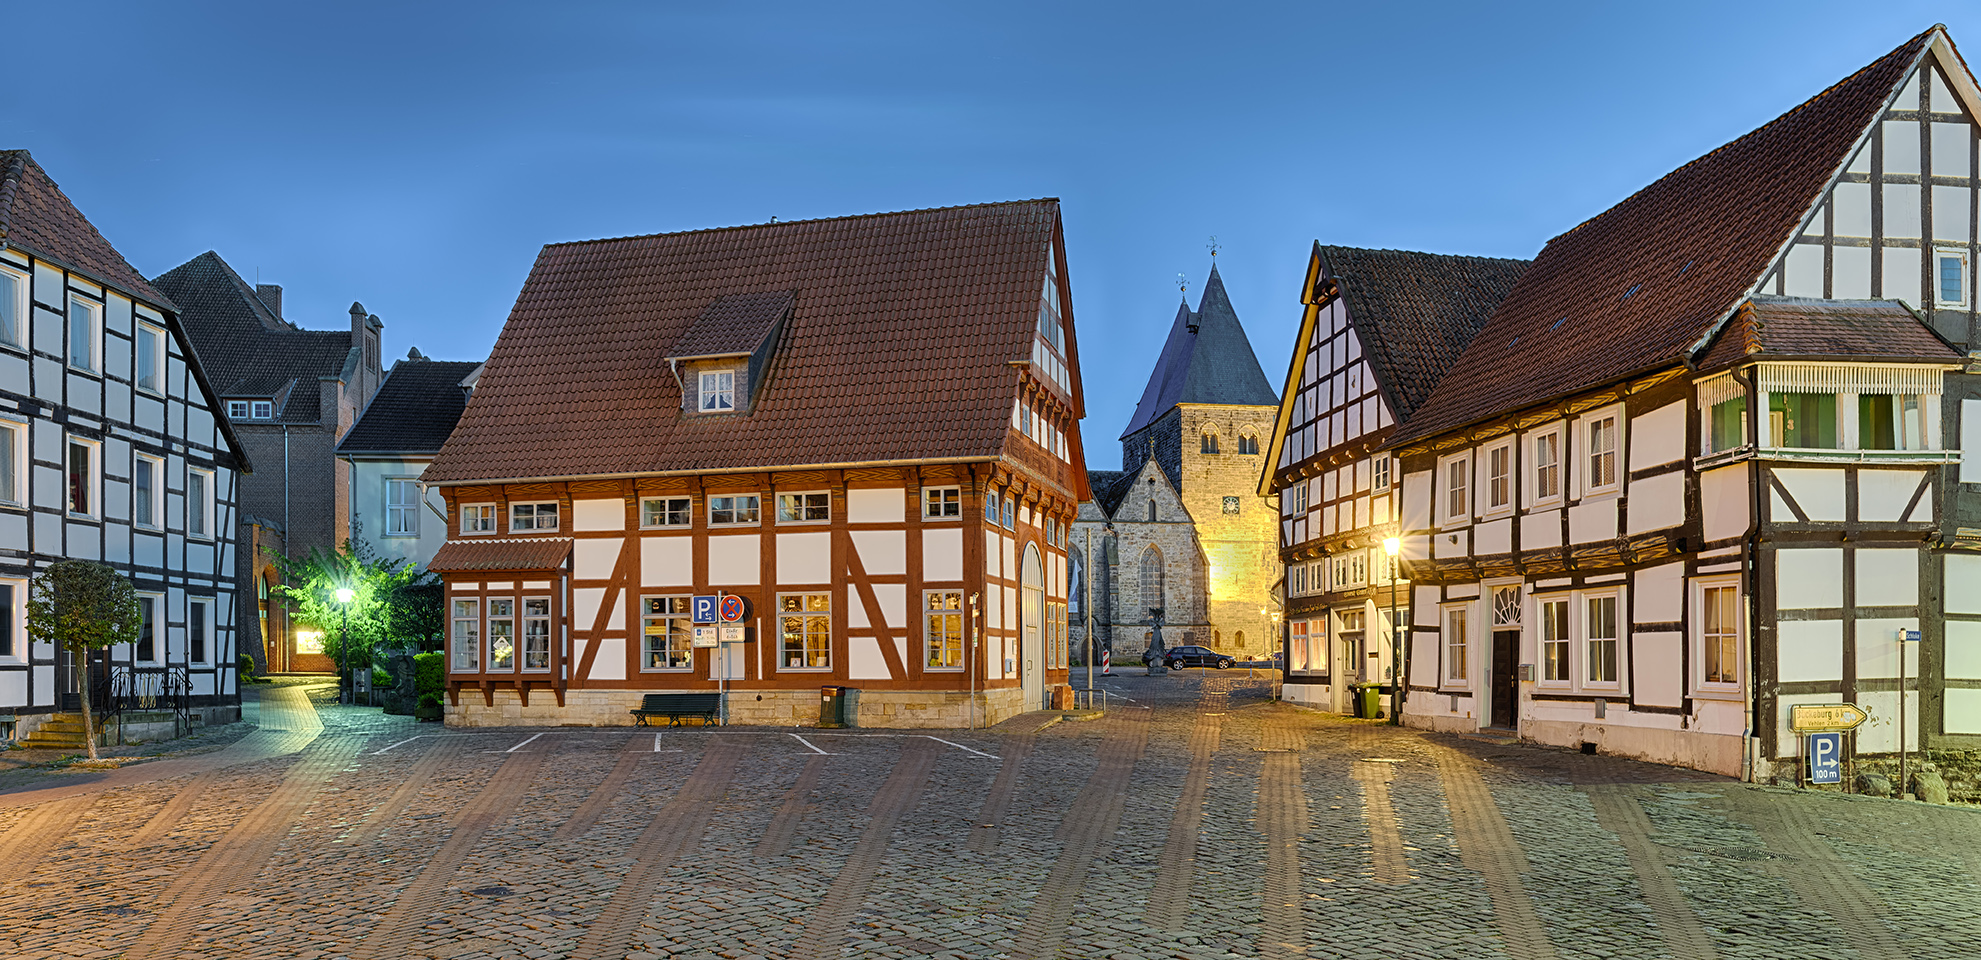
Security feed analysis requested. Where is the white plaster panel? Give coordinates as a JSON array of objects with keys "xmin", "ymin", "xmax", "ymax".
[
  {"xmin": 776, "ymin": 531, "xmax": 831, "ymax": 585},
  {"xmin": 1855, "ymin": 548, "xmax": 1918, "ymax": 607},
  {"xmin": 1934, "ymin": 185, "xmax": 1972, "ymax": 241},
  {"xmin": 1783, "ymin": 243, "xmax": 1824, "ymax": 298},
  {"xmin": 1774, "ymin": 469, "xmax": 1844, "ymax": 521},
  {"xmin": 872, "ymin": 583, "xmax": 905, "ymax": 630},
  {"xmin": 848, "ymin": 587, "xmax": 871, "ymax": 628},
  {"xmin": 640, "ymin": 536, "xmax": 693, "ymax": 587},
  {"xmin": 984, "ymin": 589, "xmax": 1000, "ymax": 629},
  {"xmin": 1948, "ymin": 620, "xmax": 1981, "ymax": 679},
  {"xmin": 1401, "ymin": 534, "xmax": 1431, "ymax": 564},
  {"xmin": 984, "ymin": 530, "xmax": 1002, "ymax": 576},
  {"xmin": 1628, "ymin": 401, "xmax": 1686, "ymax": 470},
  {"xmin": 1854, "ymin": 618, "xmax": 1920, "ymax": 680},
  {"xmin": 1855, "ymin": 689, "xmax": 1919, "ymax": 753},
  {"xmin": 847, "ymin": 487, "xmax": 903, "ymax": 524},
  {"xmin": 1933, "ymin": 121, "xmax": 1973, "ymax": 176},
  {"xmin": 1776, "ymin": 619, "xmax": 1843, "ymax": 682},
  {"xmin": 1967, "ymin": 399, "xmax": 1981, "ymax": 484},
  {"xmin": 1632, "ymin": 632, "xmax": 1683, "ymax": 708},
  {"xmin": 708, "ymin": 534, "xmax": 760, "ymax": 585},
  {"xmin": 1833, "ymin": 181, "xmax": 1872, "ymax": 236},
  {"xmin": 1832, "ymin": 245, "xmax": 1872, "ymax": 299},
  {"xmin": 1858, "ymin": 470, "xmax": 1924, "ymax": 522},
  {"xmin": 572, "ymin": 538, "xmax": 622, "ymax": 581},
  {"xmin": 1882, "ymin": 245, "xmax": 1921, "ymax": 304},
  {"xmin": 1413, "ymin": 586, "xmax": 1442, "ymax": 626},
  {"xmin": 31, "ymin": 264, "xmax": 62, "ymax": 307},
  {"xmin": 1402, "ymin": 470, "xmax": 1431, "ymax": 530},
  {"xmin": 1520, "ymin": 509, "xmax": 1561, "ymax": 550},
  {"xmin": 1624, "ymin": 470, "xmax": 1685, "ymax": 536},
  {"xmin": 572, "ymin": 587, "xmax": 604, "ymax": 631},
  {"xmin": 1432, "ymin": 529, "xmax": 1468, "ymax": 560},
  {"xmin": 923, "ymin": 528, "xmax": 962, "ymax": 582},
  {"xmin": 850, "ymin": 529, "xmax": 905, "ymax": 576},
  {"xmin": 31, "ymin": 665, "xmax": 52, "ymax": 705},
  {"xmin": 1633, "ymin": 563, "xmax": 1684, "ymax": 623},
  {"xmin": 1951, "ymin": 554, "xmax": 1981, "ymax": 614},
  {"xmin": 1567, "ymin": 500, "xmax": 1617, "ymax": 544},
  {"xmin": 1003, "ymin": 586, "xmax": 1016, "ymax": 635},
  {"xmin": 1473, "ymin": 518, "xmax": 1510, "ymax": 556},
  {"xmin": 1002, "ymin": 537, "xmax": 1015, "ymax": 579},
  {"xmin": 1885, "ymin": 120, "xmax": 1921, "ymax": 174},
  {"xmin": 67, "ymin": 522, "xmax": 99, "ymax": 560},
  {"xmin": 0, "ymin": 671, "xmax": 23, "ymax": 708},
  {"xmin": 847, "ymin": 636, "xmax": 890, "ymax": 679},
  {"xmin": 1946, "ymin": 688, "xmax": 1981, "ymax": 735},
  {"xmin": 589, "ymin": 636, "xmax": 626, "ymax": 681},
  {"xmin": 1775, "ymin": 549, "xmax": 1842, "ymax": 609},
  {"xmin": 0, "ymin": 354, "xmax": 24, "ymax": 395},
  {"xmin": 572, "ymin": 498, "xmax": 624, "ymax": 532}
]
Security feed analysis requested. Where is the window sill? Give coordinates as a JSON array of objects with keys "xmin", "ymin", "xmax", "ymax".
[
  {"xmin": 641, "ymin": 667, "xmax": 695, "ymax": 673},
  {"xmin": 460, "ymin": 529, "xmax": 499, "ymax": 537},
  {"xmin": 521, "ymin": 666, "xmax": 553, "ymax": 674},
  {"xmin": 708, "ymin": 522, "xmax": 762, "ymax": 529},
  {"xmin": 923, "ymin": 666, "xmax": 965, "ymax": 673},
  {"xmin": 640, "ymin": 525, "xmax": 692, "ymax": 532},
  {"xmin": 1756, "ymin": 448, "xmax": 1960, "ymax": 464},
  {"xmin": 775, "ymin": 520, "xmax": 832, "ymax": 526},
  {"xmin": 1690, "ymin": 685, "xmax": 1743, "ymax": 700},
  {"xmin": 778, "ymin": 666, "xmax": 833, "ymax": 673}
]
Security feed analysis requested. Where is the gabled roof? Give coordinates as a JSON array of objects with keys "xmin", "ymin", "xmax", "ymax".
[
  {"xmin": 151, "ymin": 251, "xmax": 356, "ymax": 424},
  {"xmin": 1120, "ymin": 265, "xmax": 1278, "ymax": 439},
  {"xmin": 1394, "ymin": 27, "xmax": 1939, "ymax": 444},
  {"xmin": 1695, "ymin": 296, "xmax": 1962, "ymax": 370},
  {"xmin": 1317, "ymin": 245, "xmax": 1529, "ymax": 423},
  {"xmin": 0, "ymin": 150, "xmax": 170, "ymax": 307},
  {"xmin": 668, "ymin": 290, "xmax": 794, "ymax": 359},
  {"xmin": 425, "ymin": 199, "xmax": 1083, "ymax": 485},
  {"xmin": 1085, "ymin": 469, "xmax": 1133, "ymax": 515},
  {"xmin": 337, "ymin": 356, "xmax": 483, "ymax": 455}
]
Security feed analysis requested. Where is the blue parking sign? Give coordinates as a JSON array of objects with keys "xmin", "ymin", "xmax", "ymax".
[
  {"xmin": 1808, "ymin": 731, "xmax": 1843, "ymax": 784},
  {"xmin": 692, "ymin": 595, "xmax": 719, "ymax": 624}
]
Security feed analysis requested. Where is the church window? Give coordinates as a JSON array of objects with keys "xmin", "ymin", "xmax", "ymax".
[
  {"xmin": 1201, "ymin": 431, "xmax": 1219, "ymax": 454},
  {"xmin": 1146, "ymin": 498, "xmax": 1157, "ymax": 522},
  {"xmin": 1139, "ymin": 546, "xmax": 1164, "ymax": 614}
]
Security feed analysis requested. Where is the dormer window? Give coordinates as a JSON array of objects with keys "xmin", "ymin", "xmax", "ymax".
[
  {"xmin": 699, "ymin": 371, "xmax": 735, "ymax": 412},
  {"xmin": 252, "ymin": 401, "xmax": 273, "ymax": 419}
]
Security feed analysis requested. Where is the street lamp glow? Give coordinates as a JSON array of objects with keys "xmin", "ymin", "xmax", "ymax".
[
  {"xmin": 334, "ymin": 588, "xmax": 356, "ymax": 603},
  {"xmin": 1383, "ymin": 537, "xmax": 1400, "ymax": 556}
]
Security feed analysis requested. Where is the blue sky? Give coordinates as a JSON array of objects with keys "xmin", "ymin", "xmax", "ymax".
[{"xmin": 5, "ymin": 2, "xmax": 1974, "ymax": 466}]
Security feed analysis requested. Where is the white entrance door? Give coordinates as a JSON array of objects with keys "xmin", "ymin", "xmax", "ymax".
[{"xmin": 1021, "ymin": 545, "xmax": 1045, "ymax": 710}]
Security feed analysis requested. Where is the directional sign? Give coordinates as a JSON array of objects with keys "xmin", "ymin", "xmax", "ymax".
[
  {"xmin": 1790, "ymin": 703, "xmax": 1869, "ymax": 732},
  {"xmin": 1808, "ymin": 732, "xmax": 1844, "ymax": 784},
  {"xmin": 692, "ymin": 625, "xmax": 720, "ymax": 648},
  {"xmin": 720, "ymin": 594, "xmax": 747, "ymax": 623},
  {"xmin": 692, "ymin": 595, "xmax": 719, "ymax": 624}
]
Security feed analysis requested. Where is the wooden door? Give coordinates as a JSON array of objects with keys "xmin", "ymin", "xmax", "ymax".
[{"xmin": 1491, "ymin": 630, "xmax": 1519, "ymax": 730}]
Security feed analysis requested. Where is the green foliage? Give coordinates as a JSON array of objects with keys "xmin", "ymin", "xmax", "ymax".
[
  {"xmin": 274, "ymin": 539, "xmax": 442, "ymax": 673},
  {"xmin": 239, "ymin": 653, "xmax": 259, "ymax": 683},
  {"xmin": 413, "ymin": 651, "xmax": 446, "ymax": 700},
  {"xmin": 26, "ymin": 561, "xmax": 142, "ymax": 657},
  {"xmin": 372, "ymin": 666, "xmax": 393, "ymax": 690}
]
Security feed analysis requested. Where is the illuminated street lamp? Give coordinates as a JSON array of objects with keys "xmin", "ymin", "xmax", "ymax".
[
  {"xmin": 1383, "ymin": 537, "xmax": 1402, "ymax": 726},
  {"xmin": 335, "ymin": 587, "xmax": 356, "ymax": 703}
]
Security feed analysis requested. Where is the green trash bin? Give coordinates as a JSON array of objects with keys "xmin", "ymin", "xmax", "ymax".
[
  {"xmin": 820, "ymin": 685, "xmax": 847, "ymax": 728},
  {"xmin": 1357, "ymin": 683, "xmax": 1384, "ymax": 720}
]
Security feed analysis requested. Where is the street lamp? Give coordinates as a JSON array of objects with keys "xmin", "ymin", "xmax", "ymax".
[
  {"xmin": 1383, "ymin": 537, "xmax": 1402, "ymax": 726},
  {"xmin": 335, "ymin": 587, "xmax": 356, "ymax": 704}
]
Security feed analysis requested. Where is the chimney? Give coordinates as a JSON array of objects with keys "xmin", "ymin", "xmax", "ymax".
[{"xmin": 255, "ymin": 284, "xmax": 283, "ymax": 318}]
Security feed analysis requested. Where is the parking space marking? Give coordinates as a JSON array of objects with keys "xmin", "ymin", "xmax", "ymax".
[{"xmin": 505, "ymin": 732, "xmax": 547, "ymax": 753}]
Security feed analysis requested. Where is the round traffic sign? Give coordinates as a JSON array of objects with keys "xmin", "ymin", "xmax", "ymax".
[{"xmin": 720, "ymin": 594, "xmax": 746, "ymax": 623}]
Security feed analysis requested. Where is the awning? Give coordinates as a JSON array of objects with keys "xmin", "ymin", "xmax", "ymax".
[{"xmin": 427, "ymin": 538, "xmax": 573, "ymax": 574}]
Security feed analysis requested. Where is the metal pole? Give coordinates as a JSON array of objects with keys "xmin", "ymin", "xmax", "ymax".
[
  {"xmin": 1900, "ymin": 628, "xmax": 1908, "ymax": 798},
  {"xmin": 969, "ymin": 592, "xmax": 980, "ymax": 730},
  {"xmin": 1084, "ymin": 527, "xmax": 1094, "ymax": 709},
  {"xmin": 1390, "ymin": 563, "xmax": 1400, "ymax": 726}
]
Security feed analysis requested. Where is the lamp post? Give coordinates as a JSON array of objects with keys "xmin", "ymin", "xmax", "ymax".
[
  {"xmin": 335, "ymin": 587, "xmax": 356, "ymax": 704},
  {"xmin": 1383, "ymin": 537, "xmax": 1401, "ymax": 726}
]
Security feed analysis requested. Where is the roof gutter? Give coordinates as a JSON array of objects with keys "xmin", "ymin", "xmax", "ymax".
[{"xmin": 424, "ymin": 454, "xmax": 1010, "ymax": 489}]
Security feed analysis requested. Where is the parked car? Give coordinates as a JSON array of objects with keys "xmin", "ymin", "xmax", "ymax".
[{"xmin": 1164, "ymin": 645, "xmax": 1236, "ymax": 670}]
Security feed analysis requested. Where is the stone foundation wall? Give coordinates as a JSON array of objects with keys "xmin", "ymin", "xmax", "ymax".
[{"xmin": 447, "ymin": 686, "xmax": 1032, "ymax": 729}]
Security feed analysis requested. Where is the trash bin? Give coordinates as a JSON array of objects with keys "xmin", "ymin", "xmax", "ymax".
[
  {"xmin": 820, "ymin": 685, "xmax": 847, "ymax": 728},
  {"xmin": 1356, "ymin": 683, "xmax": 1384, "ymax": 720}
]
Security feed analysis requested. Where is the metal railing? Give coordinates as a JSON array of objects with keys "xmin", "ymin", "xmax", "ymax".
[{"xmin": 93, "ymin": 667, "xmax": 193, "ymax": 738}]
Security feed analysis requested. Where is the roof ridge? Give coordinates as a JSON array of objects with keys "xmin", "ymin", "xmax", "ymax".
[
  {"xmin": 0, "ymin": 150, "xmax": 26, "ymax": 242},
  {"xmin": 1316, "ymin": 243, "xmax": 1530, "ymax": 265},
  {"xmin": 539, "ymin": 197, "xmax": 1060, "ymax": 250}
]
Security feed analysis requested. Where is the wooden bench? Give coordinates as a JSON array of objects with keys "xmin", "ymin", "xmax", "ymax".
[{"xmin": 630, "ymin": 693, "xmax": 722, "ymax": 727}]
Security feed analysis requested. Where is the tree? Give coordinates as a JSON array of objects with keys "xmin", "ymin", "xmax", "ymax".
[
  {"xmin": 26, "ymin": 561, "xmax": 142, "ymax": 760},
  {"xmin": 273, "ymin": 540, "xmax": 440, "ymax": 697}
]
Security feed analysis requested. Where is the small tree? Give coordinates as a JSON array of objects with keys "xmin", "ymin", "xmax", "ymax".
[
  {"xmin": 26, "ymin": 561, "xmax": 142, "ymax": 760},
  {"xmin": 274, "ymin": 540, "xmax": 440, "ymax": 697}
]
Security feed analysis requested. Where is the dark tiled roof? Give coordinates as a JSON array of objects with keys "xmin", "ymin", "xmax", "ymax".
[
  {"xmin": 338, "ymin": 357, "xmax": 483, "ymax": 455},
  {"xmin": 428, "ymin": 538, "xmax": 573, "ymax": 573},
  {"xmin": 1120, "ymin": 265, "xmax": 1278, "ymax": 438},
  {"xmin": 151, "ymin": 251, "xmax": 356, "ymax": 424},
  {"xmin": 1317, "ymin": 246, "xmax": 1529, "ymax": 423},
  {"xmin": 1085, "ymin": 469, "xmax": 1132, "ymax": 516},
  {"xmin": 0, "ymin": 150, "xmax": 171, "ymax": 307},
  {"xmin": 1695, "ymin": 296, "xmax": 1962, "ymax": 369},
  {"xmin": 1394, "ymin": 28, "xmax": 1935, "ymax": 444},
  {"xmin": 425, "ymin": 200, "xmax": 1074, "ymax": 484},
  {"xmin": 669, "ymin": 290, "xmax": 794, "ymax": 359}
]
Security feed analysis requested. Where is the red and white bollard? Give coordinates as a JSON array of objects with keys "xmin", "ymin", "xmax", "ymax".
[{"xmin": 1101, "ymin": 649, "xmax": 1111, "ymax": 675}]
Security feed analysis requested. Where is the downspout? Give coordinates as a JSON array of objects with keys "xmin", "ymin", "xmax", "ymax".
[{"xmin": 1730, "ymin": 365, "xmax": 1763, "ymax": 783}]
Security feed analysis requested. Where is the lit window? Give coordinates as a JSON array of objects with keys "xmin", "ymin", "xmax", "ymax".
[
  {"xmin": 136, "ymin": 323, "xmax": 165, "ymax": 393},
  {"xmin": 487, "ymin": 599, "xmax": 515, "ymax": 671},
  {"xmin": 451, "ymin": 599, "xmax": 481, "ymax": 671},
  {"xmin": 1702, "ymin": 584, "xmax": 1739, "ymax": 685},
  {"xmin": 777, "ymin": 491, "xmax": 830, "ymax": 523},
  {"xmin": 710, "ymin": 494, "xmax": 760, "ymax": 525},
  {"xmin": 461, "ymin": 503, "xmax": 497, "ymax": 534},
  {"xmin": 643, "ymin": 596, "xmax": 693, "ymax": 670},
  {"xmin": 510, "ymin": 501, "xmax": 560, "ymax": 531},
  {"xmin": 924, "ymin": 487, "xmax": 961, "ymax": 518},
  {"xmin": 925, "ymin": 590, "xmax": 964, "ymax": 669},
  {"xmin": 1587, "ymin": 415, "xmax": 1619, "ymax": 490},
  {"xmin": 0, "ymin": 264, "xmax": 24, "ymax": 348},
  {"xmin": 699, "ymin": 370, "xmax": 735, "ymax": 412},
  {"xmin": 386, "ymin": 478, "xmax": 420, "ymax": 536},
  {"xmin": 779, "ymin": 593, "xmax": 832, "ymax": 669},
  {"xmin": 641, "ymin": 497, "xmax": 692, "ymax": 527},
  {"xmin": 1586, "ymin": 594, "xmax": 1619, "ymax": 683},
  {"xmin": 68, "ymin": 295, "xmax": 100, "ymax": 371},
  {"xmin": 1540, "ymin": 598, "xmax": 1568, "ymax": 681},
  {"xmin": 523, "ymin": 598, "xmax": 552, "ymax": 671}
]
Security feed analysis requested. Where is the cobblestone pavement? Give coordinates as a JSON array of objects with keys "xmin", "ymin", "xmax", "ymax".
[{"xmin": 1, "ymin": 678, "xmax": 1978, "ymax": 959}]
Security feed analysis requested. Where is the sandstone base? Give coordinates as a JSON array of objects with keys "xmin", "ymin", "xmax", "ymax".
[{"xmin": 447, "ymin": 686, "xmax": 1031, "ymax": 729}]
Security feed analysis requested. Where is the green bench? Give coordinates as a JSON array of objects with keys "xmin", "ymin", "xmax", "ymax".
[{"xmin": 630, "ymin": 693, "xmax": 722, "ymax": 727}]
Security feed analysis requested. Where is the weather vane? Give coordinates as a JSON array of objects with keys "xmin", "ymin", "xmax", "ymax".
[
  {"xmin": 1208, "ymin": 235, "xmax": 1220, "ymax": 260},
  {"xmin": 1177, "ymin": 272, "xmax": 1188, "ymax": 299}
]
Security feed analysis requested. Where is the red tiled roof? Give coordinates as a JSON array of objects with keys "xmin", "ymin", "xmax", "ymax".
[
  {"xmin": 424, "ymin": 200, "xmax": 1070, "ymax": 484},
  {"xmin": 428, "ymin": 538, "xmax": 573, "ymax": 573},
  {"xmin": 1695, "ymin": 297, "xmax": 1962, "ymax": 369},
  {"xmin": 1392, "ymin": 28, "xmax": 1936, "ymax": 444},
  {"xmin": 0, "ymin": 150, "xmax": 171, "ymax": 307},
  {"xmin": 669, "ymin": 290, "xmax": 794, "ymax": 359}
]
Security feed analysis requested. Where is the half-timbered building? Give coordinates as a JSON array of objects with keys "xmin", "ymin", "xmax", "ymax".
[
  {"xmin": 0, "ymin": 151, "xmax": 249, "ymax": 743},
  {"xmin": 1385, "ymin": 26, "xmax": 1981, "ymax": 779},
  {"xmin": 420, "ymin": 200, "xmax": 1088, "ymax": 727},
  {"xmin": 1260, "ymin": 245, "xmax": 1527, "ymax": 714}
]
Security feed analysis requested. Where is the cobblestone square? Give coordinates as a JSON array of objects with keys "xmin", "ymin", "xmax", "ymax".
[{"xmin": 0, "ymin": 678, "xmax": 1976, "ymax": 959}]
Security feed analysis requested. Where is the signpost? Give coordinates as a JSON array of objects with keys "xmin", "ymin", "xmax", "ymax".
[
  {"xmin": 1807, "ymin": 731, "xmax": 1843, "ymax": 785},
  {"xmin": 1898, "ymin": 627, "xmax": 1919, "ymax": 798},
  {"xmin": 1788, "ymin": 703, "xmax": 1868, "ymax": 732}
]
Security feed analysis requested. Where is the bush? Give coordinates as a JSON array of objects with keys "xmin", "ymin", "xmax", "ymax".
[
  {"xmin": 418, "ymin": 691, "xmax": 444, "ymax": 710},
  {"xmin": 413, "ymin": 651, "xmax": 445, "ymax": 701},
  {"xmin": 372, "ymin": 666, "xmax": 393, "ymax": 690},
  {"xmin": 239, "ymin": 653, "xmax": 259, "ymax": 683}
]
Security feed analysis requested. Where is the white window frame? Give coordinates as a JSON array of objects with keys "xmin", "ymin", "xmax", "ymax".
[
  {"xmin": 1372, "ymin": 455, "xmax": 1392, "ymax": 491},
  {"xmin": 777, "ymin": 592, "xmax": 833, "ymax": 671},
  {"xmin": 1438, "ymin": 451, "xmax": 1472, "ymax": 527},
  {"xmin": 709, "ymin": 493, "xmax": 761, "ymax": 526},
  {"xmin": 135, "ymin": 321, "xmax": 166, "ymax": 395},
  {"xmin": 640, "ymin": 496, "xmax": 693, "ymax": 529},
  {"xmin": 0, "ymin": 416, "xmax": 24, "ymax": 507},
  {"xmin": 522, "ymin": 596, "xmax": 553, "ymax": 672},
  {"xmin": 385, "ymin": 477, "xmax": 420, "ymax": 537},
  {"xmin": 1291, "ymin": 481, "xmax": 1310, "ymax": 514},
  {"xmin": 1580, "ymin": 408, "xmax": 1622, "ymax": 498},
  {"xmin": 67, "ymin": 293, "xmax": 101, "ymax": 373},
  {"xmin": 251, "ymin": 400, "xmax": 273, "ymax": 419},
  {"xmin": 1480, "ymin": 439, "xmax": 1514, "ymax": 516},
  {"xmin": 0, "ymin": 578, "xmax": 26, "ymax": 662},
  {"xmin": 641, "ymin": 595, "xmax": 694, "ymax": 671},
  {"xmin": 1536, "ymin": 595, "xmax": 1570, "ymax": 686},
  {"xmin": 776, "ymin": 490, "xmax": 831, "ymax": 524},
  {"xmin": 134, "ymin": 592, "xmax": 165, "ymax": 664},
  {"xmin": 1936, "ymin": 248, "xmax": 1969, "ymax": 308},
  {"xmin": 1442, "ymin": 602, "xmax": 1472, "ymax": 688},
  {"xmin": 227, "ymin": 400, "xmax": 250, "ymax": 419},
  {"xmin": 134, "ymin": 452, "xmax": 164, "ymax": 529},
  {"xmin": 188, "ymin": 467, "xmax": 215, "ymax": 540},
  {"xmin": 1581, "ymin": 589, "xmax": 1622, "ymax": 689},
  {"xmin": 1528, "ymin": 423, "xmax": 1564, "ymax": 507},
  {"xmin": 510, "ymin": 501, "xmax": 560, "ymax": 532},
  {"xmin": 66, "ymin": 435, "xmax": 101, "ymax": 519},
  {"xmin": 461, "ymin": 503, "xmax": 497, "ymax": 535},
  {"xmin": 187, "ymin": 597, "xmax": 213, "ymax": 664},
  {"xmin": 1693, "ymin": 578, "xmax": 1744, "ymax": 696},
  {"xmin": 486, "ymin": 597, "xmax": 516, "ymax": 672},
  {"xmin": 0, "ymin": 262, "xmax": 26, "ymax": 350},
  {"xmin": 451, "ymin": 597, "xmax": 481, "ymax": 672},
  {"xmin": 699, "ymin": 370, "xmax": 736, "ymax": 412},
  {"xmin": 924, "ymin": 589, "xmax": 965, "ymax": 670},
  {"xmin": 923, "ymin": 486, "xmax": 961, "ymax": 519}
]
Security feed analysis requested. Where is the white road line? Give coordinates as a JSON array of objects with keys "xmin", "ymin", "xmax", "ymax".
[
  {"xmin": 918, "ymin": 736, "xmax": 999, "ymax": 759},
  {"xmin": 654, "ymin": 732, "xmax": 665, "ymax": 752},
  {"xmin": 788, "ymin": 733, "xmax": 833, "ymax": 755},
  {"xmin": 505, "ymin": 732, "xmax": 546, "ymax": 753},
  {"xmin": 370, "ymin": 735, "xmax": 443, "ymax": 755}
]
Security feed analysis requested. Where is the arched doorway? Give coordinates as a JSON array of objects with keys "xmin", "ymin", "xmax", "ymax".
[{"xmin": 1021, "ymin": 543, "xmax": 1045, "ymax": 710}]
